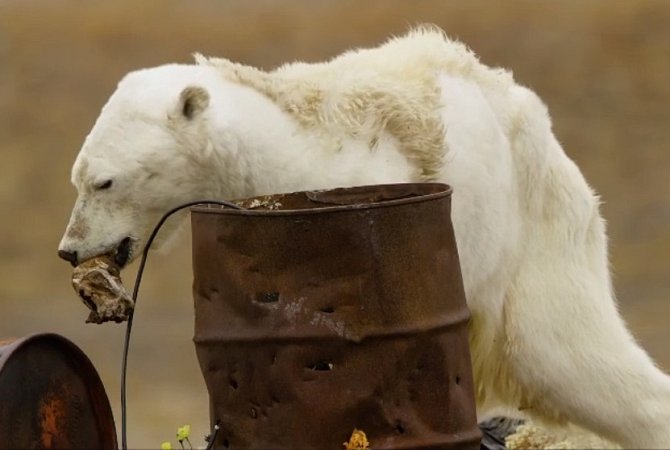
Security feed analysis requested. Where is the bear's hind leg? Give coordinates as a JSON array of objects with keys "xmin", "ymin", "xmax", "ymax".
[{"xmin": 501, "ymin": 223, "xmax": 670, "ymax": 448}]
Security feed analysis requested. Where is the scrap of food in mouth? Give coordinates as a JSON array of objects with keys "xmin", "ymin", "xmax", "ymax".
[{"xmin": 71, "ymin": 254, "xmax": 134, "ymax": 324}]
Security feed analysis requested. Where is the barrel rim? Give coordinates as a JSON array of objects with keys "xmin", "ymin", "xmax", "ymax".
[
  {"xmin": 0, "ymin": 332, "xmax": 93, "ymax": 369},
  {"xmin": 191, "ymin": 182, "xmax": 452, "ymax": 217}
]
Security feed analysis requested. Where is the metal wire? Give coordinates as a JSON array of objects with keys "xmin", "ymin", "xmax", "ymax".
[
  {"xmin": 205, "ymin": 422, "xmax": 221, "ymax": 450},
  {"xmin": 121, "ymin": 200, "xmax": 243, "ymax": 450}
]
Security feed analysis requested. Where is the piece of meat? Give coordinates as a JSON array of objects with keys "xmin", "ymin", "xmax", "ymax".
[{"xmin": 71, "ymin": 254, "xmax": 134, "ymax": 324}]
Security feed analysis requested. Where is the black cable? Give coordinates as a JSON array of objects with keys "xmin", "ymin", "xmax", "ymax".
[
  {"xmin": 121, "ymin": 200, "xmax": 243, "ymax": 450},
  {"xmin": 205, "ymin": 421, "xmax": 220, "ymax": 450}
]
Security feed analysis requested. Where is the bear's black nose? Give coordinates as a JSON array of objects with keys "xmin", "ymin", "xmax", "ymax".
[{"xmin": 58, "ymin": 249, "xmax": 78, "ymax": 267}]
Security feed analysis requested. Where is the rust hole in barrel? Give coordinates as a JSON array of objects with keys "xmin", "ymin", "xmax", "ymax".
[
  {"xmin": 309, "ymin": 361, "xmax": 334, "ymax": 371},
  {"xmin": 229, "ymin": 377, "xmax": 238, "ymax": 390},
  {"xmin": 456, "ymin": 375, "xmax": 461, "ymax": 385},
  {"xmin": 394, "ymin": 422, "xmax": 406, "ymax": 434},
  {"xmin": 256, "ymin": 292, "xmax": 279, "ymax": 303},
  {"xmin": 319, "ymin": 306, "xmax": 335, "ymax": 313}
]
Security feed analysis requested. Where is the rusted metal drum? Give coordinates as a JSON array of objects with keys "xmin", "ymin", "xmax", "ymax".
[
  {"xmin": 0, "ymin": 333, "xmax": 117, "ymax": 449},
  {"xmin": 191, "ymin": 183, "xmax": 480, "ymax": 449}
]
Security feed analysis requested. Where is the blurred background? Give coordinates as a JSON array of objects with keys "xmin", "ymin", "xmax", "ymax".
[{"xmin": 1, "ymin": 0, "xmax": 668, "ymax": 446}]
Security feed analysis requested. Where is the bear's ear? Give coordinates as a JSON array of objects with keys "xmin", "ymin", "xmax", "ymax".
[{"xmin": 178, "ymin": 86, "xmax": 210, "ymax": 120}]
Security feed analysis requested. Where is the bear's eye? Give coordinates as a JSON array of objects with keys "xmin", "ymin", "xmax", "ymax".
[{"xmin": 95, "ymin": 180, "xmax": 113, "ymax": 190}]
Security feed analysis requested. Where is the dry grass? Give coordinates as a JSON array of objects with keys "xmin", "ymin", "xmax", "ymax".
[{"xmin": 1, "ymin": 1, "xmax": 668, "ymax": 446}]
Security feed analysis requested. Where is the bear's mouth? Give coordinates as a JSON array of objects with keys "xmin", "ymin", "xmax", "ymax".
[{"xmin": 114, "ymin": 237, "xmax": 133, "ymax": 268}]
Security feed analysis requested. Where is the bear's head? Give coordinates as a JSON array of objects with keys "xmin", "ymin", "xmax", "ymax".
[{"xmin": 58, "ymin": 64, "xmax": 235, "ymax": 268}]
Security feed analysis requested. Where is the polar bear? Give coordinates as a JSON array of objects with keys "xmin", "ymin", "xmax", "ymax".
[{"xmin": 58, "ymin": 27, "xmax": 670, "ymax": 448}]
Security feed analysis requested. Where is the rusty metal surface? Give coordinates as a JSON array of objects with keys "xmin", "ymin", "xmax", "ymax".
[
  {"xmin": 191, "ymin": 183, "xmax": 480, "ymax": 450},
  {"xmin": 0, "ymin": 333, "xmax": 117, "ymax": 449}
]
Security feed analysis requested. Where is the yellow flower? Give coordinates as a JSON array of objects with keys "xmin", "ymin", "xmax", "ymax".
[
  {"xmin": 176, "ymin": 424, "xmax": 191, "ymax": 442},
  {"xmin": 161, "ymin": 442, "xmax": 172, "ymax": 450},
  {"xmin": 343, "ymin": 429, "xmax": 369, "ymax": 450}
]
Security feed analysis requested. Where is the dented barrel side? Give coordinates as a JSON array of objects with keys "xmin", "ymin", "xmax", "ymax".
[{"xmin": 191, "ymin": 183, "xmax": 480, "ymax": 450}]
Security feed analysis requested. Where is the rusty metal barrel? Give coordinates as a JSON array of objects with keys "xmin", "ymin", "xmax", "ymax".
[
  {"xmin": 0, "ymin": 333, "xmax": 117, "ymax": 449},
  {"xmin": 191, "ymin": 183, "xmax": 480, "ymax": 449}
]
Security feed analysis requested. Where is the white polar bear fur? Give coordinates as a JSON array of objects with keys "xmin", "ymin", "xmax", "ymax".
[{"xmin": 59, "ymin": 27, "xmax": 670, "ymax": 448}]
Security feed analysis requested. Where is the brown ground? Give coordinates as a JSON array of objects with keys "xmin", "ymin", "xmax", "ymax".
[{"xmin": 1, "ymin": 1, "xmax": 668, "ymax": 447}]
